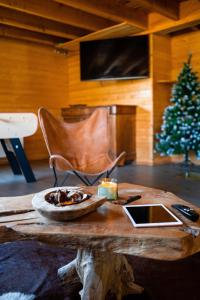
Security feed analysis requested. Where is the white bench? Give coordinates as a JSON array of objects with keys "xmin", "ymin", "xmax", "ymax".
[{"xmin": 0, "ymin": 113, "xmax": 38, "ymax": 182}]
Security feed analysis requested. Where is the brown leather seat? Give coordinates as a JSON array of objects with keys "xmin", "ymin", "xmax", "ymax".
[{"xmin": 38, "ymin": 107, "xmax": 126, "ymax": 186}]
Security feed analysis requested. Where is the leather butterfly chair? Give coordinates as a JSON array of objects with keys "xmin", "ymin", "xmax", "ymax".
[{"xmin": 38, "ymin": 107, "xmax": 126, "ymax": 186}]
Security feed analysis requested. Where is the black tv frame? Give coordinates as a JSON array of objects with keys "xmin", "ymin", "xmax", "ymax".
[{"xmin": 80, "ymin": 35, "xmax": 149, "ymax": 81}]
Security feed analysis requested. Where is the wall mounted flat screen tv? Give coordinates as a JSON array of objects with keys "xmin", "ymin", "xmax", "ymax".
[{"xmin": 80, "ymin": 35, "xmax": 149, "ymax": 81}]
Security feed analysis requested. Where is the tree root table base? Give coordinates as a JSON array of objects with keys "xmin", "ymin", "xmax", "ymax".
[{"xmin": 58, "ymin": 249, "xmax": 143, "ymax": 300}]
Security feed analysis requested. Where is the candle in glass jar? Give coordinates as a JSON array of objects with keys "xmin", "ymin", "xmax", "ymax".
[{"xmin": 97, "ymin": 178, "xmax": 118, "ymax": 200}]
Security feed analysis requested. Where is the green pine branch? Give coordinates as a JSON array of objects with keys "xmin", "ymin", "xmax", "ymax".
[{"xmin": 155, "ymin": 54, "xmax": 200, "ymax": 161}]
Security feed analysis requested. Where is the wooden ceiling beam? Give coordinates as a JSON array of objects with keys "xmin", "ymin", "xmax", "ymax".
[
  {"xmin": 58, "ymin": 22, "xmax": 142, "ymax": 51},
  {"xmin": 149, "ymin": 15, "xmax": 200, "ymax": 35},
  {"xmin": 128, "ymin": 0, "xmax": 179, "ymax": 20},
  {"xmin": 54, "ymin": 0, "xmax": 147, "ymax": 30},
  {"xmin": 0, "ymin": 0, "xmax": 115, "ymax": 31},
  {"xmin": 0, "ymin": 7, "xmax": 90, "ymax": 40},
  {"xmin": 146, "ymin": 0, "xmax": 200, "ymax": 34},
  {"xmin": 0, "ymin": 24, "xmax": 67, "ymax": 46}
]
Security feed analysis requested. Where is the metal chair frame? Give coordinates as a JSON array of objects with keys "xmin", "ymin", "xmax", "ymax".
[{"xmin": 52, "ymin": 166, "xmax": 116, "ymax": 187}]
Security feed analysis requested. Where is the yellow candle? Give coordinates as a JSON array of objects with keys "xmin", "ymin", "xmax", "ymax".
[{"xmin": 98, "ymin": 178, "xmax": 117, "ymax": 200}]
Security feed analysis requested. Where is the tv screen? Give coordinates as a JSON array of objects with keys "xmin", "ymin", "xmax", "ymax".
[{"xmin": 80, "ymin": 35, "xmax": 149, "ymax": 81}]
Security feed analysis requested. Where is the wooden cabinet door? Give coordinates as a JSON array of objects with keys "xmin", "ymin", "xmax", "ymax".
[{"xmin": 109, "ymin": 105, "xmax": 136, "ymax": 162}]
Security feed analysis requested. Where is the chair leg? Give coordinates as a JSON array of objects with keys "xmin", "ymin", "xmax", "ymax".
[
  {"xmin": 90, "ymin": 173, "xmax": 106, "ymax": 186},
  {"xmin": 73, "ymin": 171, "xmax": 91, "ymax": 186},
  {"xmin": 107, "ymin": 165, "xmax": 117, "ymax": 178},
  {"xmin": 73, "ymin": 172, "xmax": 108, "ymax": 186},
  {"xmin": 60, "ymin": 173, "xmax": 70, "ymax": 186},
  {"xmin": 53, "ymin": 166, "xmax": 58, "ymax": 187},
  {"xmin": 91, "ymin": 166, "xmax": 118, "ymax": 185},
  {"xmin": 83, "ymin": 175, "xmax": 92, "ymax": 185},
  {"xmin": 63, "ymin": 167, "xmax": 118, "ymax": 187}
]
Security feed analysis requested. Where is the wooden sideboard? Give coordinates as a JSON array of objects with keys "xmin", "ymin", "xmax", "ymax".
[{"xmin": 61, "ymin": 105, "xmax": 136, "ymax": 163}]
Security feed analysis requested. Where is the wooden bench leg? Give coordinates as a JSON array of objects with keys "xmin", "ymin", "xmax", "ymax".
[
  {"xmin": 58, "ymin": 249, "xmax": 143, "ymax": 300},
  {"xmin": 10, "ymin": 138, "xmax": 36, "ymax": 183}
]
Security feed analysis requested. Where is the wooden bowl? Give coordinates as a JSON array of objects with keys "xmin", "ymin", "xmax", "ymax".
[{"xmin": 32, "ymin": 187, "xmax": 106, "ymax": 221}]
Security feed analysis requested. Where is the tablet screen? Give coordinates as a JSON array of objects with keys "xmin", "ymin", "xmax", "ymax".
[{"xmin": 123, "ymin": 204, "xmax": 182, "ymax": 227}]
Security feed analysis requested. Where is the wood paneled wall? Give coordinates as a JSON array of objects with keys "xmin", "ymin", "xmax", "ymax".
[
  {"xmin": 152, "ymin": 35, "xmax": 171, "ymax": 124},
  {"xmin": 1, "ymin": 30, "xmax": 199, "ymax": 165},
  {"xmin": 171, "ymin": 30, "xmax": 200, "ymax": 79},
  {"xmin": 0, "ymin": 37, "xmax": 69, "ymax": 161},
  {"xmin": 152, "ymin": 34, "xmax": 172, "ymax": 163},
  {"xmin": 67, "ymin": 48, "xmax": 153, "ymax": 164}
]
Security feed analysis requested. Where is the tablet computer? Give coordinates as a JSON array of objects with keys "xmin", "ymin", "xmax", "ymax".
[{"xmin": 123, "ymin": 204, "xmax": 183, "ymax": 227}]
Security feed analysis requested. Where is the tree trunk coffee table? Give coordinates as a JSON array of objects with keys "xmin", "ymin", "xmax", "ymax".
[{"xmin": 1, "ymin": 183, "xmax": 200, "ymax": 300}]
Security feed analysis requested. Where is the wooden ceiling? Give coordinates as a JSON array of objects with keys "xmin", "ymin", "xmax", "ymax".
[{"xmin": 0, "ymin": 0, "xmax": 199, "ymax": 49}]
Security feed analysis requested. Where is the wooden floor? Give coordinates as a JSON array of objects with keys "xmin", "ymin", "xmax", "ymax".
[{"xmin": 0, "ymin": 160, "xmax": 200, "ymax": 207}]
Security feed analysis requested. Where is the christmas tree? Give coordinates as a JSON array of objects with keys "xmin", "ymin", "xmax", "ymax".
[{"xmin": 155, "ymin": 54, "xmax": 200, "ymax": 175}]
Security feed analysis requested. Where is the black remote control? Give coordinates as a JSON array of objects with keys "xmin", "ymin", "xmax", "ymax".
[
  {"xmin": 126, "ymin": 195, "xmax": 141, "ymax": 204},
  {"xmin": 171, "ymin": 204, "xmax": 199, "ymax": 222}
]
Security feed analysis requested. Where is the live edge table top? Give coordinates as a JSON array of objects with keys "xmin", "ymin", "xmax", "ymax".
[{"xmin": 1, "ymin": 183, "xmax": 200, "ymax": 261}]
